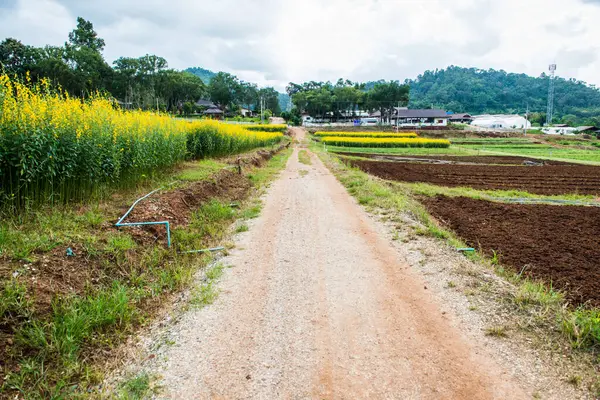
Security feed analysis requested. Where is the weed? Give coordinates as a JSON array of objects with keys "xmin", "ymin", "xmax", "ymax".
[
  {"xmin": 177, "ymin": 160, "xmax": 227, "ymax": 182},
  {"xmin": 81, "ymin": 209, "xmax": 104, "ymax": 229},
  {"xmin": 485, "ymin": 326, "xmax": 509, "ymax": 338},
  {"xmin": 447, "ymin": 281, "xmax": 457, "ymax": 288},
  {"xmin": 118, "ymin": 372, "xmax": 153, "ymax": 400},
  {"xmin": 190, "ymin": 264, "xmax": 225, "ymax": 308},
  {"xmin": 490, "ymin": 250, "xmax": 500, "ymax": 266},
  {"xmin": 106, "ymin": 234, "xmax": 137, "ymax": 255},
  {"xmin": 241, "ymin": 202, "xmax": 262, "ymax": 219},
  {"xmin": 0, "ymin": 280, "xmax": 32, "ymax": 326},
  {"xmin": 298, "ymin": 150, "xmax": 312, "ymax": 165},
  {"xmin": 513, "ymin": 280, "xmax": 564, "ymax": 310},
  {"xmin": 567, "ymin": 375, "xmax": 582, "ymax": 387},
  {"xmin": 560, "ymin": 308, "xmax": 600, "ymax": 349},
  {"xmin": 236, "ymin": 224, "xmax": 249, "ymax": 233},
  {"xmin": 299, "ymin": 170, "xmax": 309, "ymax": 177}
]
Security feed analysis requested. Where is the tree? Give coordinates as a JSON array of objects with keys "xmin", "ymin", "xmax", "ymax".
[
  {"xmin": 257, "ymin": 87, "xmax": 281, "ymax": 116},
  {"xmin": 0, "ymin": 38, "xmax": 41, "ymax": 75},
  {"xmin": 208, "ymin": 72, "xmax": 240, "ymax": 111},
  {"xmin": 68, "ymin": 17, "xmax": 105, "ymax": 52}
]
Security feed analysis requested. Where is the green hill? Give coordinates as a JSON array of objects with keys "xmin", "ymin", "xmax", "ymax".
[
  {"xmin": 406, "ymin": 66, "xmax": 600, "ymax": 125},
  {"xmin": 185, "ymin": 67, "xmax": 217, "ymax": 84}
]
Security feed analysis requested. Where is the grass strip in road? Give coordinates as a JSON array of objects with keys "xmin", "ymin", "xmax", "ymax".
[{"xmin": 298, "ymin": 150, "xmax": 312, "ymax": 165}]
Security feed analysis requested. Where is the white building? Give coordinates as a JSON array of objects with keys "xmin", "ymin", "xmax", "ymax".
[
  {"xmin": 471, "ymin": 114, "xmax": 531, "ymax": 130},
  {"xmin": 541, "ymin": 127, "xmax": 578, "ymax": 135}
]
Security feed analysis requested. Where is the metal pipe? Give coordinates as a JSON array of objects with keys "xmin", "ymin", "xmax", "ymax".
[
  {"xmin": 115, "ymin": 186, "xmax": 174, "ymax": 247},
  {"xmin": 179, "ymin": 246, "xmax": 225, "ymax": 254}
]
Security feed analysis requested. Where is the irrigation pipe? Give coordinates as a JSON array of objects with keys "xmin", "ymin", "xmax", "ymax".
[
  {"xmin": 115, "ymin": 183, "xmax": 177, "ymax": 248},
  {"xmin": 115, "ymin": 144, "xmax": 285, "ymax": 249},
  {"xmin": 179, "ymin": 246, "xmax": 226, "ymax": 255}
]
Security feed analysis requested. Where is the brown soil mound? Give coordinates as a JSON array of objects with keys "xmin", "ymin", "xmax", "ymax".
[
  {"xmin": 340, "ymin": 153, "xmax": 575, "ymax": 166},
  {"xmin": 120, "ymin": 144, "xmax": 289, "ymax": 244},
  {"xmin": 123, "ymin": 170, "xmax": 251, "ymax": 243},
  {"xmin": 421, "ymin": 195, "xmax": 600, "ymax": 306},
  {"xmin": 349, "ymin": 159, "xmax": 600, "ymax": 195}
]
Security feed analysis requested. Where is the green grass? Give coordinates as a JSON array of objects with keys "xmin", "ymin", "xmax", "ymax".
[
  {"xmin": 7, "ymin": 282, "xmax": 135, "ymax": 397},
  {"xmin": 190, "ymin": 263, "xmax": 226, "ymax": 308},
  {"xmin": 405, "ymin": 181, "xmax": 597, "ymax": 203},
  {"xmin": 176, "ymin": 159, "xmax": 228, "ymax": 181},
  {"xmin": 174, "ymin": 200, "xmax": 236, "ymax": 251},
  {"xmin": 325, "ymin": 145, "xmax": 476, "ymax": 156},
  {"xmin": 513, "ymin": 280, "xmax": 564, "ymax": 311},
  {"xmin": 298, "ymin": 150, "xmax": 312, "ymax": 165},
  {"xmin": 117, "ymin": 372, "xmax": 154, "ymax": 400},
  {"xmin": 560, "ymin": 308, "xmax": 600, "ymax": 349},
  {"xmin": 449, "ymin": 137, "xmax": 532, "ymax": 143},
  {"xmin": 0, "ymin": 280, "xmax": 32, "ymax": 328},
  {"xmin": 235, "ymin": 224, "xmax": 249, "ymax": 233},
  {"xmin": 241, "ymin": 201, "xmax": 263, "ymax": 219}
]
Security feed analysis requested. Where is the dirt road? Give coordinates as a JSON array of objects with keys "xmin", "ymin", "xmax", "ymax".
[{"xmin": 151, "ymin": 129, "xmax": 528, "ymax": 399}]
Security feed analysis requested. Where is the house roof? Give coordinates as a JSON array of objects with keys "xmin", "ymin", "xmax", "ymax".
[
  {"xmin": 394, "ymin": 109, "xmax": 450, "ymax": 118},
  {"xmin": 577, "ymin": 126, "xmax": 598, "ymax": 131},
  {"xmin": 553, "ymin": 124, "xmax": 568, "ymax": 127},
  {"xmin": 203, "ymin": 108, "xmax": 223, "ymax": 115},
  {"xmin": 450, "ymin": 113, "xmax": 473, "ymax": 120},
  {"xmin": 196, "ymin": 99, "xmax": 217, "ymax": 107}
]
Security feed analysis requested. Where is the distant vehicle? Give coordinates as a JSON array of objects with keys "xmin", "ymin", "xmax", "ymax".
[{"xmin": 361, "ymin": 118, "xmax": 379, "ymax": 126}]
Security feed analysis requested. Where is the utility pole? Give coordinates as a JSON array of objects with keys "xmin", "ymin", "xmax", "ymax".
[
  {"xmin": 523, "ymin": 104, "xmax": 529, "ymax": 136},
  {"xmin": 260, "ymin": 96, "xmax": 264, "ymax": 123},
  {"xmin": 546, "ymin": 64, "xmax": 557, "ymax": 126}
]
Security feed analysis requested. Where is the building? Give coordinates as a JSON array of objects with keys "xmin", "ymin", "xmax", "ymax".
[
  {"xmin": 203, "ymin": 107, "xmax": 224, "ymax": 120},
  {"xmin": 449, "ymin": 113, "xmax": 473, "ymax": 124},
  {"xmin": 576, "ymin": 126, "xmax": 599, "ymax": 134},
  {"xmin": 390, "ymin": 109, "xmax": 451, "ymax": 127},
  {"xmin": 471, "ymin": 114, "xmax": 531, "ymax": 130},
  {"xmin": 196, "ymin": 99, "xmax": 217, "ymax": 108},
  {"xmin": 240, "ymin": 108, "xmax": 254, "ymax": 117},
  {"xmin": 541, "ymin": 127, "xmax": 577, "ymax": 135}
]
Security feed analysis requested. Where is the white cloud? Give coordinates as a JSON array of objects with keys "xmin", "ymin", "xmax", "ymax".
[{"xmin": 1, "ymin": 0, "xmax": 600, "ymax": 91}]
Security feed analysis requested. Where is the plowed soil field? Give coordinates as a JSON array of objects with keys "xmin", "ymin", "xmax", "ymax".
[
  {"xmin": 421, "ymin": 195, "xmax": 600, "ymax": 306},
  {"xmin": 349, "ymin": 159, "xmax": 600, "ymax": 195}
]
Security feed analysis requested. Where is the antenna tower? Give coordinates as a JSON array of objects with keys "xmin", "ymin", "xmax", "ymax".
[{"xmin": 546, "ymin": 64, "xmax": 557, "ymax": 126}]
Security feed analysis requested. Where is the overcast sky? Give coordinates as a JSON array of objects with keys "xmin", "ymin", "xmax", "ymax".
[{"xmin": 1, "ymin": 0, "xmax": 600, "ymax": 91}]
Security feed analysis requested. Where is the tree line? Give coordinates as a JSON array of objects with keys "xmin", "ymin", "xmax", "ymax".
[
  {"xmin": 284, "ymin": 79, "xmax": 410, "ymax": 124},
  {"xmin": 0, "ymin": 17, "xmax": 281, "ymax": 116}
]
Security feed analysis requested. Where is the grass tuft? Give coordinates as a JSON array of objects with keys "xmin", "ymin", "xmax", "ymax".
[
  {"xmin": 485, "ymin": 325, "xmax": 509, "ymax": 338},
  {"xmin": 298, "ymin": 150, "xmax": 312, "ymax": 165},
  {"xmin": 118, "ymin": 372, "xmax": 153, "ymax": 400}
]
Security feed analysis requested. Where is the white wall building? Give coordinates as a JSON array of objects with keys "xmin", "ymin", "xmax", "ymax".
[
  {"xmin": 471, "ymin": 114, "xmax": 531, "ymax": 130},
  {"xmin": 541, "ymin": 127, "xmax": 578, "ymax": 135}
]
